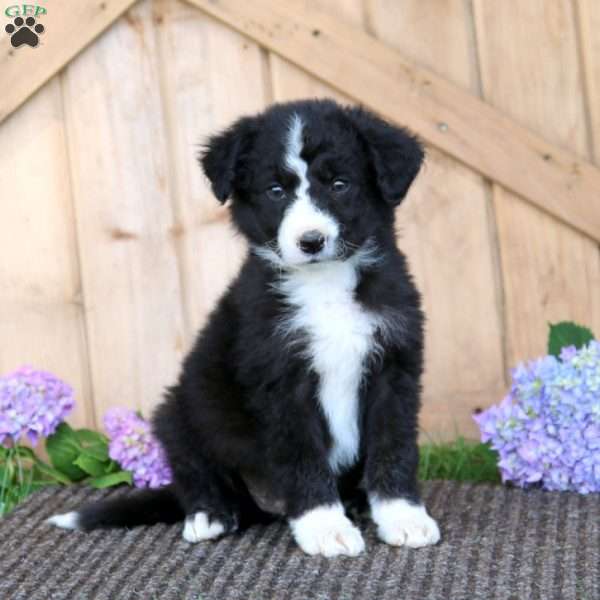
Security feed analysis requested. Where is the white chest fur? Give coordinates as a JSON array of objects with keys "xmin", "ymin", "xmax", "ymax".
[{"xmin": 278, "ymin": 260, "xmax": 379, "ymax": 473}]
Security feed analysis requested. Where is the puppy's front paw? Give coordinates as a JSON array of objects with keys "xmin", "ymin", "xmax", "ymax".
[
  {"xmin": 182, "ymin": 512, "xmax": 226, "ymax": 543},
  {"xmin": 290, "ymin": 504, "xmax": 365, "ymax": 557},
  {"xmin": 370, "ymin": 497, "xmax": 440, "ymax": 548}
]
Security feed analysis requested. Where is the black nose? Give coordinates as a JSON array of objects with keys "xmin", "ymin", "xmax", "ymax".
[{"xmin": 298, "ymin": 230, "xmax": 325, "ymax": 254}]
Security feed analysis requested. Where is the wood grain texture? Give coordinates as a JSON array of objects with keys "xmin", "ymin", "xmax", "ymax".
[
  {"xmin": 0, "ymin": 78, "xmax": 94, "ymax": 428},
  {"xmin": 0, "ymin": 0, "xmax": 137, "ymax": 124},
  {"xmin": 153, "ymin": 0, "xmax": 267, "ymax": 338},
  {"xmin": 473, "ymin": 0, "xmax": 600, "ymax": 365},
  {"xmin": 269, "ymin": 0, "xmax": 364, "ymax": 104},
  {"xmin": 577, "ymin": 0, "xmax": 600, "ymax": 164},
  {"xmin": 366, "ymin": 0, "xmax": 504, "ymax": 439},
  {"xmin": 61, "ymin": 1, "xmax": 185, "ymax": 424},
  {"xmin": 187, "ymin": 0, "xmax": 600, "ymax": 242}
]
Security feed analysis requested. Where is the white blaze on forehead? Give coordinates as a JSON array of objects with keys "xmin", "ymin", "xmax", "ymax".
[
  {"xmin": 278, "ymin": 114, "xmax": 339, "ymax": 265},
  {"xmin": 284, "ymin": 113, "xmax": 310, "ymax": 200}
]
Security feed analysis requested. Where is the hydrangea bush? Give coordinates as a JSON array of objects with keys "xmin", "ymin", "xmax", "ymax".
[
  {"xmin": 475, "ymin": 330, "xmax": 600, "ymax": 494},
  {"xmin": 0, "ymin": 366, "xmax": 74, "ymax": 447},
  {"xmin": 0, "ymin": 367, "xmax": 76, "ymax": 515},
  {"xmin": 104, "ymin": 407, "xmax": 172, "ymax": 488},
  {"xmin": 0, "ymin": 365, "xmax": 171, "ymax": 516}
]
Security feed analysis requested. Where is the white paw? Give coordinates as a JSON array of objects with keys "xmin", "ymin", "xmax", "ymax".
[
  {"xmin": 370, "ymin": 497, "xmax": 440, "ymax": 548},
  {"xmin": 46, "ymin": 512, "xmax": 80, "ymax": 530},
  {"xmin": 182, "ymin": 512, "xmax": 226, "ymax": 543},
  {"xmin": 289, "ymin": 503, "xmax": 365, "ymax": 557}
]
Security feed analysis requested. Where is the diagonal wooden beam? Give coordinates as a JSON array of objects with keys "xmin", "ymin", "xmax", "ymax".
[
  {"xmin": 0, "ymin": 0, "xmax": 138, "ymax": 124},
  {"xmin": 187, "ymin": 0, "xmax": 600, "ymax": 242}
]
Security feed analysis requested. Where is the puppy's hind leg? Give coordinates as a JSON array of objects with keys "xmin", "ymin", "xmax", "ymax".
[
  {"xmin": 171, "ymin": 458, "xmax": 242, "ymax": 544},
  {"xmin": 153, "ymin": 401, "xmax": 243, "ymax": 544}
]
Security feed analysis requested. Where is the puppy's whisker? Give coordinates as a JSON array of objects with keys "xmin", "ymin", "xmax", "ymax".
[{"xmin": 343, "ymin": 240, "xmax": 360, "ymax": 250}]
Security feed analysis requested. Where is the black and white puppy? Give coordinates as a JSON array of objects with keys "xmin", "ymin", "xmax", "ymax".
[{"xmin": 48, "ymin": 99, "xmax": 440, "ymax": 557}]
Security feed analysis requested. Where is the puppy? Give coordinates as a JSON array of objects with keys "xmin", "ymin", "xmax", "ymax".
[{"xmin": 48, "ymin": 99, "xmax": 440, "ymax": 557}]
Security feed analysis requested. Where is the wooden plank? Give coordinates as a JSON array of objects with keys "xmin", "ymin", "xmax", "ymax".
[
  {"xmin": 577, "ymin": 0, "xmax": 600, "ymax": 164},
  {"xmin": 367, "ymin": 0, "xmax": 505, "ymax": 440},
  {"xmin": 153, "ymin": 0, "xmax": 268, "ymax": 337},
  {"xmin": 0, "ymin": 0, "xmax": 137, "ymax": 124},
  {"xmin": 61, "ymin": 0, "xmax": 186, "ymax": 423},
  {"xmin": 365, "ymin": 0, "xmax": 481, "ymax": 92},
  {"xmin": 186, "ymin": 0, "xmax": 600, "ymax": 242},
  {"xmin": 0, "ymin": 77, "xmax": 94, "ymax": 429},
  {"xmin": 577, "ymin": 0, "xmax": 600, "ymax": 329},
  {"xmin": 269, "ymin": 0, "xmax": 363, "ymax": 104},
  {"xmin": 473, "ymin": 0, "xmax": 600, "ymax": 366}
]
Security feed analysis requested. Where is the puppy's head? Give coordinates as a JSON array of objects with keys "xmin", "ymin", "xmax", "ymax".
[{"xmin": 200, "ymin": 99, "xmax": 423, "ymax": 267}]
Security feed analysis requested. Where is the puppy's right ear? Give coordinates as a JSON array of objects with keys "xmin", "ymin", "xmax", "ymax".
[{"xmin": 199, "ymin": 116, "xmax": 258, "ymax": 203}]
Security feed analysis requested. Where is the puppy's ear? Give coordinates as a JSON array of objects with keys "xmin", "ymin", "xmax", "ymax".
[
  {"xmin": 199, "ymin": 116, "xmax": 258, "ymax": 203},
  {"xmin": 347, "ymin": 107, "xmax": 424, "ymax": 206}
]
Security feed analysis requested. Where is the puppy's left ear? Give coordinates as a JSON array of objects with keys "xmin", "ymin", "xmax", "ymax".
[
  {"xmin": 199, "ymin": 116, "xmax": 259, "ymax": 203},
  {"xmin": 347, "ymin": 107, "xmax": 424, "ymax": 206}
]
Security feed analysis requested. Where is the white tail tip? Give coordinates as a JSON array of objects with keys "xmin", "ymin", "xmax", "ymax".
[{"xmin": 46, "ymin": 511, "xmax": 80, "ymax": 530}]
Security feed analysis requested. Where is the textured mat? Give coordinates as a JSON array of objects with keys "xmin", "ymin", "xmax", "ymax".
[{"xmin": 0, "ymin": 481, "xmax": 598, "ymax": 600}]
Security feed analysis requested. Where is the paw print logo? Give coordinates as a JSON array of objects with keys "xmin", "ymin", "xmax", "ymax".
[{"xmin": 5, "ymin": 16, "xmax": 44, "ymax": 48}]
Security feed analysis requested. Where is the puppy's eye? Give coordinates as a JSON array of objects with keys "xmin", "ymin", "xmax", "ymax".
[
  {"xmin": 331, "ymin": 178, "xmax": 350, "ymax": 194},
  {"xmin": 266, "ymin": 184, "xmax": 286, "ymax": 201}
]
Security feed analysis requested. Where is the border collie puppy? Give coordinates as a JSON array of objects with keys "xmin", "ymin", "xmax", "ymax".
[{"xmin": 48, "ymin": 99, "xmax": 440, "ymax": 557}]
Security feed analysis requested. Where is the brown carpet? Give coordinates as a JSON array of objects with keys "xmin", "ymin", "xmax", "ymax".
[{"xmin": 0, "ymin": 481, "xmax": 598, "ymax": 600}]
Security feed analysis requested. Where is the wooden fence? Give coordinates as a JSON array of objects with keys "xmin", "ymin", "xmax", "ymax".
[{"xmin": 1, "ymin": 0, "xmax": 600, "ymax": 439}]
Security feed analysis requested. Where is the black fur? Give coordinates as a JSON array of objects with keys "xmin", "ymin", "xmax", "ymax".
[
  {"xmin": 76, "ymin": 486, "xmax": 183, "ymax": 531},
  {"xmin": 71, "ymin": 99, "xmax": 426, "ymax": 535}
]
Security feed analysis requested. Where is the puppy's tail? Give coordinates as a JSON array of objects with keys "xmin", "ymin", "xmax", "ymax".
[{"xmin": 46, "ymin": 485, "xmax": 184, "ymax": 532}]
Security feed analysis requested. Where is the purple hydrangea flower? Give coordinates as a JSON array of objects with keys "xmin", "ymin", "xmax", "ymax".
[
  {"xmin": 103, "ymin": 408, "xmax": 172, "ymax": 488},
  {"xmin": 0, "ymin": 366, "xmax": 74, "ymax": 447},
  {"xmin": 104, "ymin": 407, "xmax": 139, "ymax": 439},
  {"xmin": 474, "ymin": 341, "xmax": 600, "ymax": 494}
]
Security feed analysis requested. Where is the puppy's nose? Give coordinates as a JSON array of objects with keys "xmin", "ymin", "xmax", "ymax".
[{"xmin": 298, "ymin": 230, "xmax": 325, "ymax": 255}]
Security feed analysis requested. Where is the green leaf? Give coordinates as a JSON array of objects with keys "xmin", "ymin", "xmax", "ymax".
[
  {"xmin": 88, "ymin": 470, "xmax": 132, "ymax": 489},
  {"xmin": 45, "ymin": 423, "xmax": 86, "ymax": 482},
  {"xmin": 73, "ymin": 455, "xmax": 107, "ymax": 478},
  {"xmin": 51, "ymin": 422, "xmax": 81, "ymax": 445},
  {"xmin": 78, "ymin": 437, "xmax": 108, "ymax": 458},
  {"xmin": 72, "ymin": 429, "xmax": 110, "ymax": 461},
  {"xmin": 83, "ymin": 445, "xmax": 109, "ymax": 462},
  {"xmin": 103, "ymin": 459, "xmax": 120, "ymax": 474},
  {"xmin": 31, "ymin": 458, "xmax": 72, "ymax": 485},
  {"xmin": 46, "ymin": 423, "xmax": 82, "ymax": 455},
  {"xmin": 0, "ymin": 465, "xmax": 12, "ymax": 487},
  {"xmin": 74, "ymin": 428, "xmax": 108, "ymax": 445},
  {"xmin": 548, "ymin": 321, "xmax": 595, "ymax": 358}
]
